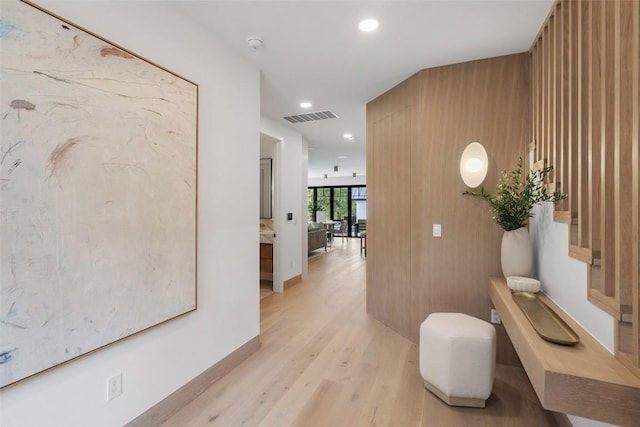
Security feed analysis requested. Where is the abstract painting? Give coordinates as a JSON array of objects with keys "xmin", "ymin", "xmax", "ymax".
[{"xmin": 0, "ymin": 0, "xmax": 198, "ymax": 388}]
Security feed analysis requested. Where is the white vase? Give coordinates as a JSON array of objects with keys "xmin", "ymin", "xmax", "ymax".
[{"xmin": 501, "ymin": 227, "xmax": 533, "ymax": 278}]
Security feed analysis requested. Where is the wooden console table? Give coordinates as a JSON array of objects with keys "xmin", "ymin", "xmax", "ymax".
[{"xmin": 489, "ymin": 276, "xmax": 640, "ymax": 426}]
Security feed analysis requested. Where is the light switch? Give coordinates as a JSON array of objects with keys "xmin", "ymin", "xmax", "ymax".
[{"xmin": 433, "ymin": 224, "xmax": 442, "ymax": 237}]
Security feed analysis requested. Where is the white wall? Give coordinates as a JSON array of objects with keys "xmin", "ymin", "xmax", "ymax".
[
  {"xmin": 529, "ymin": 203, "xmax": 616, "ymax": 427},
  {"xmin": 1, "ymin": 1, "xmax": 260, "ymax": 426},
  {"xmin": 301, "ymin": 138, "xmax": 309, "ymax": 277},
  {"xmin": 260, "ymin": 134, "xmax": 275, "ymax": 158},
  {"xmin": 529, "ymin": 203, "xmax": 615, "ymax": 350},
  {"xmin": 528, "ymin": 161, "xmax": 615, "ymax": 427},
  {"xmin": 260, "ymin": 115, "xmax": 307, "ymax": 283}
]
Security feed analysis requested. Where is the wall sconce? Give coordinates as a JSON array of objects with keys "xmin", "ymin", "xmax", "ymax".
[
  {"xmin": 334, "ymin": 165, "xmax": 339, "ymax": 173},
  {"xmin": 460, "ymin": 142, "xmax": 488, "ymax": 188},
  {"xmin": 324, "ymin": 174, "xmax": 328, "ymax": 179},
  {"xmin": 352, "ymin": 172, "xmax": 356, "ymax": 178}
]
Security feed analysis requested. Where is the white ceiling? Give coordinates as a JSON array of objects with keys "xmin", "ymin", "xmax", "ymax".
[{"xmin": 177, "ymin": 0, "xmax": 554, "ymax": 181}]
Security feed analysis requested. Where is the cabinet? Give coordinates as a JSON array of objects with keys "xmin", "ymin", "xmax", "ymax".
[{"xmin": 260, "ymin": 243, "xmax": 273, "ymax": 280}]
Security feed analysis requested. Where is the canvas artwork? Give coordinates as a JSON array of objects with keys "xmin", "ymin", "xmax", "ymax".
[{"xmin": 0, "ymin": 0, "xmax": 198, "ymax": 388}]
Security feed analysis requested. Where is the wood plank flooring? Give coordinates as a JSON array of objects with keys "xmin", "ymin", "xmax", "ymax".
[
  {"xmin": 162, "ymin": 239, "xmax": 560, "ymax": 427},
  {"xmin": 260, "ymin": 280, "xmax": 274, "ymax": 299}
]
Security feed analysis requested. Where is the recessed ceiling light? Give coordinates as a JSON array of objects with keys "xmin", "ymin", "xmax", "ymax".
[
  {"xmin": 338, "ymin": 155, "xmax": 348, "ymax": 159},
  {"xmin": 359, "ymin": 19, "xmax": 379, "ymax": 32},
  {"xmin": 343, "ymin": 133, "xmax": 353, "ymax": 139},
  {"xmin": 300, "ymin": 101, "xmax": 312, "ymax": 109}
]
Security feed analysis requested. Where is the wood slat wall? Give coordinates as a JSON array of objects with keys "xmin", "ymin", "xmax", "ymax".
[
  {"xmin": 366, "ymin": 103, "xmax": 414, "ymax": 337},
  {"xmin": 366, "ymin": 54, "xmax": 529, "ymax": 364},
  {"xmin": 530, "ymin": 0, "xmax": 640, "ymax": 374}
]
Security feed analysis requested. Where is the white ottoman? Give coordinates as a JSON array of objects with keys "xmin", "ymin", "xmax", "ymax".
[{"xmin": 419, "ymin": 313, "xmax": 496, "ymax": 408}]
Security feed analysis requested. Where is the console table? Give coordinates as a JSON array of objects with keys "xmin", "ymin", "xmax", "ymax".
[{"xmin": 489, "ymin": 276, "xmax": 640, "ymax": 425}]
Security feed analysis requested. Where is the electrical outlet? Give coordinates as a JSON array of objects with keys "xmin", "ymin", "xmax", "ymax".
[
  {"xmin": 107, "ymin": 373, "xmax": 122, "ymax": 401},
  {"xmin": 490, "ymin": 309, "xmax": 501, "ymax": 324},
  {"xmin": 433, "ymin": 224, "xmax": 442, "ymax": 237}
]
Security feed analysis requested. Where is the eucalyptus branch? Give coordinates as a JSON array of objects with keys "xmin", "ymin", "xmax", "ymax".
[{"xmin": 463, "ymin": 157, "xmax": 566, "ymax": 231}]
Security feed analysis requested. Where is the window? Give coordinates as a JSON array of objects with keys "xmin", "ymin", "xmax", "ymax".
[
  {"xmin": 333, "ymin": 188, "xmax": 348, "ymax": 221},
  {"xmin": 308, "ymin": 185, "xmax": 366, "ymax": 236}
]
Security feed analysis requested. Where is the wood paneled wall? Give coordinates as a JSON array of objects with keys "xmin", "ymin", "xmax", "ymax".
[
  {"xmin": 530, "ymin": 0, "xmax": 640, "ymax": 374},
  {"xmin": 366, "ymin": 54, "xmax": 529, "ymax": 353}
]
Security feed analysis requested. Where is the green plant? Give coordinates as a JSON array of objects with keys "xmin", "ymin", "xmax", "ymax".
[
  {"xmin": 308, "ymin": 190, "xmax": 319, "ymax": 221},
  {"xmin": 463, "ymin": 157, "xmax": 566, "ymax": 231}
]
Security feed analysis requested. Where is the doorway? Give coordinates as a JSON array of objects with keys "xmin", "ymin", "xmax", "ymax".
[{"xmin": 260, "ymin": 133, "xmax": 282, "ymax": 296}]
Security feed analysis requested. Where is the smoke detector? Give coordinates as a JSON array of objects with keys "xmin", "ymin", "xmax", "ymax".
[{"xmin": 247, "ymin": 36, "xmax": 264, "ymax": 50}]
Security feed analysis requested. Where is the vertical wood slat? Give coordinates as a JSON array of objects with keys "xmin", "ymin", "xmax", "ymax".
[
  {"xmin": 543, "ymin": 24, "xmax": 550, "ymax": 175},
  {"xmin": 589, "ymin": 0, "xmax": 604, "ymax": 296},
  {"xmin": 539, "ymin": 34, "xmax": 545, "ymax": 167},
  {"xmin": 531, "ymin": 49, "xmax": 537, "ymax": 161},
  {"xmin": 569, "ymin": 0, "xmax": 580, "ymax": 246},
  {"xmin": 578, "ymin": 0, "xmax": 591, "ymax": 249},
  {"xmin": 549, "ymin": 14, "xmax": 557, "ymax": 187},
  {"xmin": 601, "ymin": 0, "xmax": 617, "ymax": 298},
  {"xmin": 632, "ymin": 0, "xmax": 640, "ymax": 368},
  {"xmin": 538, "ymin": 37, "xmax": 544, "ymax": 166},
  {"xmin": 615, "ymin": 0, "xmax": 637, "ymax": 368},
  {"xmin": 561, "ymin": 1, "xmax": 571, "ymax": 209},
  {"xmin": 615, "ymin": 0, "xmax": 640, "ymax": 376},
  {"xmin": 539, "ymin": 36, "xmax": 545, "ymax": 168},
  {"xmin": 615, "ymin": 0, "xmax": 633, "ymax": 309},
  {"xmin": 533, "ymin": 43, "xmax": 539, "ymax": 164},
  {"xmin": 555, "ymin": 4, "xmax": 564, "ymax": 209},
  {"xmin": 590, "ymin": 0, "xmax": 620, "ymax": 318},
  {"xmin": 546, "ymin": 22, "xmax": 553, "ymax": 181}
]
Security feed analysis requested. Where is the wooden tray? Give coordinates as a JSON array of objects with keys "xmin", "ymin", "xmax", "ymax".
[{"xmin": 511, "ymin": 291, "xmax": 580, "ymax": 345}]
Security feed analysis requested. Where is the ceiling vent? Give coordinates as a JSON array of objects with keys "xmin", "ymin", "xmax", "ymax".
[{"xmin": 283, "ymin": 110, "xmax": 338, "ymax": 124}]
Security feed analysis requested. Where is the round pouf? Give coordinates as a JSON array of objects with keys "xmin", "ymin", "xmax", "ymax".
[{"xmin": 419, "ymin": 313, "xmax": 496, "ymax": 408}]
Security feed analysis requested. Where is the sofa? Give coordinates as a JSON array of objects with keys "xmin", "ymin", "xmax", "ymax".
[{"xmin": 308, "ymin": 223, "xmax": 327, "ymax": 252}]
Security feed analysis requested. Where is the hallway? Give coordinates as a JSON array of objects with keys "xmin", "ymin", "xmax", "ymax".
[{"xmin": 161, "ymin": 239, "xmax": 559, "ymax": 426}]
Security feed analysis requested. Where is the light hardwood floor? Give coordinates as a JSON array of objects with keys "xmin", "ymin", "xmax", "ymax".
[
  {"xmin": 162, "ymin": 239, "xmax": 560, "ymax": 427},
  {"xmin": 260, "ymin": 280, "xmax": 274, "ymax": 300}
]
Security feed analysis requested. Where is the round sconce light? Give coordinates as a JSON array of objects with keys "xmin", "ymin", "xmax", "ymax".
[
  {"xmin": 359, "ymin": 19, "xmax": 379, "ymax": 32},
  {"xmin": 460, "ymin": 142, "xmax": 488, "ymax": 188}
]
